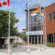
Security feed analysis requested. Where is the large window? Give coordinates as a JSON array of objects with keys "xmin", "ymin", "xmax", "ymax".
[
  {"xmin": 53, "ymin": 12, "xmax": 55, "ymax": 19},
  {"xmin": 26, "ymin": 23, "xmax": 43, "ymax": 31},
  {"xmin": 29, "ymin": 35, "xmax": 43, "ymax": 44},
  {"xmin": 49, "ymin": 13, "xmax": 52, "ymax": 21},
  {"xmin": 26, "ymin": 10, "xmax": 43, "ymax": 31},
  {"xmin": 54, "ymin": 34, "xmax": 55, "ymax": 44},
  {"xmin": 47, "ymin": 34, "xmax": 53, "ymax": 43},
  {"xmin": 29, "ymin": 24, "xmax": 37, "ymax": 31}
]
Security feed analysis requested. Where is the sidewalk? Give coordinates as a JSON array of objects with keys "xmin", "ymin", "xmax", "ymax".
[{"xmin": 0, "ymin": 46, "xmax": 55, "ymax": 55}]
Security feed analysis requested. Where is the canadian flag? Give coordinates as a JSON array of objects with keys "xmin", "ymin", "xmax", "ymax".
[{"xmin": 0, "ymin": 0, "xmax": 10, "ymax": 7}]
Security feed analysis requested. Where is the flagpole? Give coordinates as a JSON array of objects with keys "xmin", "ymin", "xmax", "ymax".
[
  {"xmin": 41, "ymin": 8, "xmax": 44, "ymax": 47},
  {"xmin": 28, "ymin": 0, "xmax": 29, "ymax": 49},
  {"xmin": 40, "ymin": 4, "xmax": 42, "ymax": 47},
  {"xmin": 7, "ymin": 5, "xmax": 12, "ymax": 54},
  {"xmin": 44, "ymin": 8, "xmax": 47, "ymax": 47},
  {"xmin": 40, "ymin": 4, "xmax": 44, "ymax": 51},
  {"xmin": 8, "ymin": 6, "xmax": 10, "ymax": 50},
  {"xmin": 37, "ymin": 17, "xmax": 39, "ymax": 46}
]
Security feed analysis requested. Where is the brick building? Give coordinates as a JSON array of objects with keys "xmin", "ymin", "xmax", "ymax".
[
  {"xmin": 44, "ymin": 3, "xmax": 55, "ymax": 46},
  {"xmin": 25, "ymin": 3, "xmax": 55, "ymax": 46}
]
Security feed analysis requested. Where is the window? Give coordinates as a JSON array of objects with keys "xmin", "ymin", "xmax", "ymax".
[
  {"xmin": 26, "ymin": 10, "xmax": 43, "ymax": 31},
  {"xmin": 54, "ymin": 34, "xmax": 55, "ymax": 44},
  {"xmin": 47, "ymin": 34, "xmax": 53, "ymax": 43},
  {"xmin": 49, "ymin": 13, "xmax": 52, "ymax": 21},
  {"xmin": 34, "ymin": 18, "xmax": 38, "ymax": 22},
  {"xmin": 38, "ymin": 25, "xmax": 41, "ymax": 31},
  {"xmin": 53, "ymin": 12, "xmax": 55, "ymax": 19},
  {"xmin": 30, "ymin": 24, "xmax": 37, "ymax": 31}
]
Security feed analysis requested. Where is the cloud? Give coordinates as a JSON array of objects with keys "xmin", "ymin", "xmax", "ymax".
[
  {"xmin": 15, "ymin": 14, "xmax": 26, "ymax": 32},
  {"xmin": 0, "ymin": 0, "xmax": 54, "ymax": 32},
  {"xmin": 16, "ymin": 0, "xmax": 23, "ymax": 2},
  {"xmin": 0, "ymin": 7, "xmax": 9, "ymax": 10},
  {"xmin": 16, "ymin": 14, "xmax": 26, "ymax": 21},
  {"xmin": 0, "ymin": 0, "xmax": 7, "ymax": 1},
  {"xmin": 29, "ymin": 0, "xmax": 54, "ymax": 7},
  {"xmin": 18, "ymin": 26, "xmax": 26, "ymax": 32}
]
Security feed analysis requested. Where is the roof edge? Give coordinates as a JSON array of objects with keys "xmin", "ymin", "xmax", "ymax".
[{"xmin": 45, "ymin": 2, "xmax": 55, "ymax": 9}]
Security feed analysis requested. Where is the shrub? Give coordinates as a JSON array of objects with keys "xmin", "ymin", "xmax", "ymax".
[{"xmin": 47, "ymin": 44, "xmax": 54, "ymax": 47}]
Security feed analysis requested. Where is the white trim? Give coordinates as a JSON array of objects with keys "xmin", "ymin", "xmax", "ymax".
[{"xmin": 26, "ymin": 31, "xmax": 43, "ymax": 35}]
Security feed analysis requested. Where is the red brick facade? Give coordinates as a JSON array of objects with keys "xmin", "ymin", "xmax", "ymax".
[{"xmin": 44, "ymin": 3, "xmax": 55, "ymax": 45}]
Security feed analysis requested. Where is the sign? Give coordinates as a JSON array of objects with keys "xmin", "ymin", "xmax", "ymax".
[{"xmin": 26, "ymin": 31, "xmax": 43, "ymax": 35}]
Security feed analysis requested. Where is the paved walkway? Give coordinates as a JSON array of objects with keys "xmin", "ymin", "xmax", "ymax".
[{"xmin": 0, "ymin": 46, "xmax": 55, "ymax": 55}]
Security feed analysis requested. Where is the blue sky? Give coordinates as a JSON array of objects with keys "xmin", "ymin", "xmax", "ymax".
[{"xmin": 0, "ymin": 0, "xmax": 55, "ymax": 32}]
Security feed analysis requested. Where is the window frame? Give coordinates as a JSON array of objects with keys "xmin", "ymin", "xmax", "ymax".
[
  {"xmin": 53, "ymin": 12, "xmax": 55, "ymax": 20},
  {"xmin": 49, "ymin": 13, "xmax": 52, "ymax": 21},
  {"xmin": 47, "ymin": 34, "xmax": 53, "ymax": 44}
]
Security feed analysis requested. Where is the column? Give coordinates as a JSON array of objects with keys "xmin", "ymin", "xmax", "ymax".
[{"xmin": 53, "ymin": 34, "xmax": 54, "ymax": 45}]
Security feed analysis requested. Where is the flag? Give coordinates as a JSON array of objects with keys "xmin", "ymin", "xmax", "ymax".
[
  {"xmin": 25, "ymin": 2, "xmax": 30, "ymax": 9},
  {"xmin": 0, "ymin": 2, "xmax": 2, "ymax": 7},
  {"xmin": 38, "ymin": 16, "xmax": 41, "ymax": 20},
  {"xmin": 40, "ymin": 16, "xmax": 43, "ymax": 19},
  {"xmin": 41, "ymin": 10, "xmax": 44, "ymax": 16},
  {"xmin": 31, "ymin": 6, "xmax": 40, "ymax": 17},
  {"xmin": 38, "ymin": 14, "xmax": 42, "ymax": 17},
  {"xmin": 38, "ymin": 16, "xmax": 43, "ymax": 20},
  {"xmin": 7, "ymin": 0, "xmax": 10, "ymax": 7},
  {"xmin": 31, "ymin": 11, "xmax": 37, "ymax": 17},
  {"xmin": 35, "ymin": 6, "xmax": 40, "ymax": 14},
  {"xmin": 0, "ymin": 0, "xmax": 10, "ymax": 7}
]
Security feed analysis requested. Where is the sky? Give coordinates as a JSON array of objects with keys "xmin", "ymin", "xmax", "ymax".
[{"xmin": 0, "ymin": 0, "xmax": 55, "ymax": 32}]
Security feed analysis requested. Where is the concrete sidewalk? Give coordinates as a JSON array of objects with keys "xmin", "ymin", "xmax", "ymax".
[{"xmin": 0, "ymin": 46, "xmax": 55, "ymax": 55}]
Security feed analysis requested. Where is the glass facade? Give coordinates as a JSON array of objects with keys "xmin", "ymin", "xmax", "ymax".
[
  {"xmin": 26, "ymin": 10, "xmax": 43, "ymax": 31},
  {"xmin": 29, "ymin": 35, "xmax": 43, "ymax": 44},
  {"xmin": 26, "ymin": 23, "xmax": 43, "ymax": 31},
  {"xmin": 26, "ymin": 8, "xmax": 43, "ymax": 44}
]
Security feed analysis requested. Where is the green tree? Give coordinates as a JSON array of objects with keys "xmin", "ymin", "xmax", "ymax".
[
  {"xmin": 0, "ymin": 10, "xmax": 19, "ymax": 37},
  {"xmin": 16, "ymin": 32, "xmax": 21, "ymax": 36},
  {"xmin": 19, "ymin": 31, "xmax": 26, "ymax": 41}
]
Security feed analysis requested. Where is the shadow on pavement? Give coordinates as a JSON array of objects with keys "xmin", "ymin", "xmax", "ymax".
[{"xmin": 0, "ymin": 47, "xmax": 38, "ymax": 53}]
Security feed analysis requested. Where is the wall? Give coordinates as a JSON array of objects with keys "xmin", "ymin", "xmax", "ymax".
[{"xmin": 44, "ymin": 3, "xmax": 55, "ymax": 45}]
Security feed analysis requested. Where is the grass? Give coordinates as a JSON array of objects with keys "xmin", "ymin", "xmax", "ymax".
[
  {"xmin": 0, "ymin": 47, "xmax": 7, "ymax": 49},
  {"xmin": 12, "ymin": 46, "xmax": 17, "ymax": 48},
  {"xmin": 0, "ymin": 46, "xmax": 17, "ymax": 49},
  {"xmin": 47, "ymin": 44, "xmax": 54, "ymax": 47}
]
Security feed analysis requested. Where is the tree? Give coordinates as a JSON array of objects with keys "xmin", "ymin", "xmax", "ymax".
[
  {"xmin": 16, "ymin": 32, "xmax": 21, "ymax": 36},
  {"xmin": 19, "ymin": 31, "xmax": 26, "ymax": 41},
  {"xmin": 0, "ymin": 10, "xmax": 19, "ymax": 37}
]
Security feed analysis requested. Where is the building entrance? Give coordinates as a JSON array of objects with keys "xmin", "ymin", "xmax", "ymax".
[
  {"xmin": 31, "ymin": 35, "xmax": 43, "ymax": 44},
  {"xmin": 32, "ymin": 38, "xmax": 34, "ymax": 44}
]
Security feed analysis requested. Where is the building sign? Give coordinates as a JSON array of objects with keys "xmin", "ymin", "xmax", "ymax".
[{"xmin": 26, "ymin": 31, "xmax": 43, "ymax": 35}]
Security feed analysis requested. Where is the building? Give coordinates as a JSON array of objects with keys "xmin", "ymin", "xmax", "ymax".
[
  {"xmin": 25, "ymin": 4, "xmax": 44, "ymax": 45},
  {"xmin": 25, "ymin": 3, "xmax": 55, "ymax": 46},
  {"xmin": 44, "ymin": 3, "xmax": 55, "ymax": 46},
  {"xmin": 0, "ymin": 36, "xmax": 25, "ymax": 47}
]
